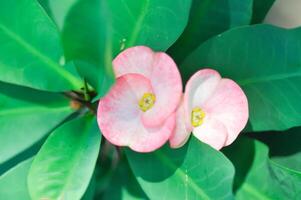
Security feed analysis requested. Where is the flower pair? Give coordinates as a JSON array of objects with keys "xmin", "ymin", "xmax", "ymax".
[{"xmin": 97, "ymin": 46, "xmax": 248, "ymax": 152}]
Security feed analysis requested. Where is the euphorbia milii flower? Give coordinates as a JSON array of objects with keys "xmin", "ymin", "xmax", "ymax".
[
  {"xmin": 97, "ymin": 46, "xmax": 182, "ymax": 152},
  {"xmin": 169, "ymin": 69, "xmax": 248, "ymax": 150}
]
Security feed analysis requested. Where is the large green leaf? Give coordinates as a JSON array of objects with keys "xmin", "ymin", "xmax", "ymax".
[
  {"xmin": 49, "ymin": 0, "xmax": 78, "ymax": 30},
  {"xmin": 223, "ymin": 137, "xmax": 301, "ymax": 199},
  {"xmin": 0, "ymin": 158, "xmax": 32, "ymax": 199},
  {"xmin": 28, "ymin": 115, "xmax": 101, "ymax": 200},
  {"xmin": 37, "ymin": 0, "xmax": 53, "ymax": 17},
  {"xmin": 38, "ymin": 0, "xmax": 78, "ymax": 30},
  {"xmin": 249, "ymin": 127, "xmax": 301, "ymax": 172},
  {"xmin": 62, "ymin": 0, "xmax": 192, "ymax": 97},
  {"xmin": 168, "ymin": 0, "xmax": 253, "ymax": 63},
  {"xmin": 102, "ymin": 158, "xmax": 147, "ymax": 200},
  {"xmin": 0, "ymin": 82, "xmax": 73, "ymax": 165},
  {"xmin": 182, "ymin": 24, "xmax": 301, "ymax": 131},
  {"xmin": 82, "ymin": 173, "xmax": 97, "ymax": 200},
  {"xmin": 0, "ymin": 0, "xmax": 82, "ymax": 91},
  {"xmin": 126, "ymin": 137, "xmax": 235, "ymax": 200}
]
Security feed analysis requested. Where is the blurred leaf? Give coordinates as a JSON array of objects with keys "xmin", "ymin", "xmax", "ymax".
[
  {"xmin": 93, "ymin": 141, "xmax": 118, "ymax": 197},
  {"xmin": 168, "ymin": 0, "xmax": 253, "ymax": 63},
  {"xmin": 0, "ymin": 135, "xmax": 43, "ymax": 176},
  {"xmin": 223, "ymin": 137, "xmax": 301, "ymax": 199},
  {"xmin": 252, "ymin": 0, "xmax": 275, "ymax": 24},
  {"xmin": 28, "ymin": 115, "xmax": 101, "ymax": 200},
  {"xmin": 62, "ymin": 0, "xmax": 192, "ymax": 97},
  {"xmin": 38, "ymin": 0, "xmax": 78, "ymax": 30},
  {"xmin": 49, "ymin": 0, "xmax": 78, "ymax": 30},
  {"xmin": 37, "ymin": 0, "xmax": 53, "ymax": 17},
  {"xmin": 102, "ymin": 157, "xmax": 148, "ymax": 200},
  {"xmin": 126, "ymin": 137, "xmax": 235, "ymax": 200},
  {"xmin": 0, "ymin": 158, "xmax": 32, "ymax": 199},
  {"xmin": 273, "ymin": 153, "xmax": 301, "ymax": 172},
  {"xmin": 182, "ymin": 24, "xmax": 301, "ymax": 131},
  {"xmin": 0, "ymin": 0, "xmax": 82, "ymax": 91},
  {"xmin": 82, "ymin": 173, "xmax": 96, "ymax": 200},
  {"xmin": 248, "ymin": 127, "xmax": 301, "ymax": 172},
  {"xmin": 0, "ymin": 82, "xmax": 73, "ymax": 165}
]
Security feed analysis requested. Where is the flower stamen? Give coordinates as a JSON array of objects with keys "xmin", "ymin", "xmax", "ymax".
[
  {"xmin": 139, "ymin": 93, "xmax": 156, "ymax": 112},
  {"xmin": 191, "ymin": 107, "xmax": 205, "ymax": 127}
]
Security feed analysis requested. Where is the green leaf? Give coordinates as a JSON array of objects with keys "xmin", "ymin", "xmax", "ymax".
[
  {"xmin": 182, "ymin": 24, "xmax": 301, "ymax": 131},
  {"xmin": 0, "ymin": 0, "xmax": 82, "ymax": 91},
  {"xmin": 0, "ymin": 82, "xmax": 73, "ymax": 165},
  {"xmin": 223, "ymin": 137, "xmax": 301, "ymax": 199},
  {"xmin": 0, "ymin": 158, "xmax": 33, "ymax": 199},
  {"xmin": 37, "ymin": 0, "xmax": 53, "ymax": 18},
  {"xmin": 62, "ymin": 0, "xmax": 192, "ymax": 96},
  {"xmin": 126, "ymin": 137, "xmax": 235, "ymax": 200},
  {"xmin": 82, "ymin": 173, "xmax": 97, "ymax": 200},
  {"xmin": 168, "ymin": 0, "xmax": 253, "ymax": 63},
  {"xmin": 249, "ymin": 127, "xmax": 301, "ymax": 172},
  {"xmin": 252, "ymin": 0, "xmax": 275, "ymax": 24},
  {"xmin": 48, "ymin": 0, "xmax": 78, "ymax": 30},
  {"xmin": 38, "ymin": 0, "xmax": 78, "ymax": 30},
  {"xmin": 102, "ymin": 157, "xmax": 147, "ymax": 200},
  {"xmin": 28, "ymin": 115, "xmax": 101, "ymax": 200}
]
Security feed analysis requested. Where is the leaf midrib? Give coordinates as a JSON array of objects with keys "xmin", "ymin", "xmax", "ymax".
[
  {"xmin": 155, "ymin": 151, "xmax": 211, "ymax": 200},
  {"xmin": 127, "ymin": 0, "xmax": 150, "ymax": 47},
  {"xmin": 0, "ymin": 23, "xmax": 82, "ymax": 88},
  {"xmin": 0, "ymin": 106, "xmax": 71, "ymax": 116},
  {"xmin": 241, "ymin": 182, "xmax": 273, "ymax": 200},
  {"xmin": 238, "ymin": 71, "xmax": 301, "ymax": 86},
  {"xmin": 57, "ymin": 118, "xmax": 94, "ymax": 199}
]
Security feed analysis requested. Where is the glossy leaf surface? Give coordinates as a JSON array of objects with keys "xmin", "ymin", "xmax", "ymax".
[
  {"xmin": 169, "ymin": 0, "xmax": 253, "ymax": 63},
  {"xmin": 0, "ymin": 82, "xmax": 73, "ymax": 165},
  {"xmin": 126, "ymin": 137, "xmax": 235, "ymax": 200},
  {"xmin": 28, "ymin": 115, "xmax": 101, "ymax": 200},
  {"xmin": 0, "ymin": 0, "xmax": 82, "ymax": 91}
]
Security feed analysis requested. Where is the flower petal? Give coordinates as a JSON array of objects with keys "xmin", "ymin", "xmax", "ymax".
[
  {"xmin": 97, "ymin": 73, "xmax": 175, "ymax": 152},
  {"xmin": 113, "ymin": 46, "xmax": 182, "ymax": 127},
  {"xmin": 192, "ymin": 117, "xmax": 228, "ymax": 150},
  {"xmin": 184, "ymin": 69, "xmax": 221, "ymax": 129},
  {"xmin": 130, "ymin": 113, "xmax": 176, "ymax": 152},
  {"xmin": 169, "ymin": 98, "xmax": 192, "ymax": 148},
  {"xmin": 113, "ymin": 46, "xmax": 154, "ymax": 77},
  {"xmin": 97, "ymin": 73, "xmax": 151, "ymax": 148},
  {"xmin": 142, "ymin": 52, "xmax": 182, "ymax": 127},
  {"xmin": 202, "ymin": 79, "xmax": 249, "ymax": 146}
]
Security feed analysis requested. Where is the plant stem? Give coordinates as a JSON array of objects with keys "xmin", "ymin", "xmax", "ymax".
[{"xmin": 83, "ymin": 78, "xmax": 90, "ymax": 101}]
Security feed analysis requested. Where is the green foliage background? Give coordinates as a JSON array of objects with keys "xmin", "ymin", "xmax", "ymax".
[{"xmin": 1, "ymin": 0, "xmax": 301, "ymax": 199}]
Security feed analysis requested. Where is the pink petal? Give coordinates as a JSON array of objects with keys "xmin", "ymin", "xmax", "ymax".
[
  {"xmin": 202, "ymin": 79, "xmax": 249, "ymax": 146},
  {"xmin": 97, "ymin": 73, "xmax": 175, "ymax": 152},
  {"xmin": 193, "ymin": 117, "xmax": 228, "ymax": 150},
  {"xmin": 113, "ymin": 46, "xmax": 154, "ymax": 78},
  {"xmin": 184, "ymin": 69, "xmax": 221, "ymax": 130},
  {"xmin": 169, "ymin": 98, "xmax": 192, "ymax": 148},
  {"xmin": 130, "ymin": 113, "xmax": 176, "ymax": 152},
  {"xmin": 113, "ymin": 46, "xmax": 182, "ymax": 127}
]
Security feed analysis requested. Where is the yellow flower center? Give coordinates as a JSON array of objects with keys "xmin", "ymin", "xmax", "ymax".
[
  {"xmin": 191, "ymin": 107, "xmax": 206, "ymax": 127},
  {"xmin": 139, "ymin": 93, "xmax": 156, "ymax": 112}
]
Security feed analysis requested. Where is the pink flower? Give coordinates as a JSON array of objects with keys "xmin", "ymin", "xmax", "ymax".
[
  {"xmin": 169, "ymin": 69, "xmax": 249, "ymax": 150},
  {"xmin": 97, "ymin": 46, "xmax": 182, "ymax": 152}
]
